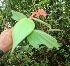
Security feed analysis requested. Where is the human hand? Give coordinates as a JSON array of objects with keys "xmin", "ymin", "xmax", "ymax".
[{"xmin": 0, "ymin": 28, "xmax": 13, "ymax": 53}]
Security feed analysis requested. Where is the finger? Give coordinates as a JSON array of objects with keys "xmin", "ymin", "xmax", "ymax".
[
  {"xmin": 1, "ymin": 27, "xmax": 13, "ymax": 36},
  {"xmin": 7, "ymin": 27, "xmax": 13, "ymax": 36},
  {"xmin": 1, "ymin": 28, "xmax": 10, "ymax": 35},
  {"xmin": 4, "ymin": 29, "xmax": 9, "ymax": 32},
  {"xmin": 8, "ymin": 27, "xmax": 13, "ymax": 34},
  {"xmin": 1, "ymin": 30, "xmax": 8, "ymax": 35},
  {"xmin": 10, "ymin": 27, "xmax": 13, "ymax": 32}
]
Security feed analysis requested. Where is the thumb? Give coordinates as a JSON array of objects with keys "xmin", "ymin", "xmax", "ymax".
[{"xmin": 8, "ymin": 27, "xmax": 13, "ymax": 35}]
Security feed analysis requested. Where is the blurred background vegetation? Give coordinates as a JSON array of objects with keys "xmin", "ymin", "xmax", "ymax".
[{"xmin": 0, "ymin": 0, "xmax": 70, "ymax": 66}]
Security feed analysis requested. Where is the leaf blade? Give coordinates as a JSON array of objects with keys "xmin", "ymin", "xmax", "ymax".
[
  {"xmin": 27, "ymin": 30, "xmax": 60, "ymax": 49},
  {"xmin": 11, "ymin": 18, "xmax": 35, "ymax": 53},
  {"xmin": 11, "ymin": 10, "xmax": 27, "ymax": 21}
]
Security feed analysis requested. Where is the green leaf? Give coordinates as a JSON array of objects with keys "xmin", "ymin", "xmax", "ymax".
[
  {"xmin": 27, "ymin": 30, "xmax": 60, "ymax": 49},
  {"xmin": 38, "ymin": 0, "xmax": 48, "ymax": 6},
  {"xmin": 11, "ymin": 10, "xmax": 27, "ymax": 21},
  {"xmin": 11, "ymin": 18, "xmax": 35, "ymax": 53}
]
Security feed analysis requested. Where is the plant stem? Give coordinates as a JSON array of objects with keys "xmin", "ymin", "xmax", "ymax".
[{"xmin": 33, "ymin": 18, "xmax": 51, "ymax": 29}]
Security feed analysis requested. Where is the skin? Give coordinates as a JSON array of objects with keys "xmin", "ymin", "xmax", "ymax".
[{"xmin": 0, "ymin": 28, "xmax": 13, "ymax": 53}]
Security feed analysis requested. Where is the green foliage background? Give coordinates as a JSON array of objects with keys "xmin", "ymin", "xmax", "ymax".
[{"xmin": 0, "ymin": 0, "xmax": 70, "ymax": 66}]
